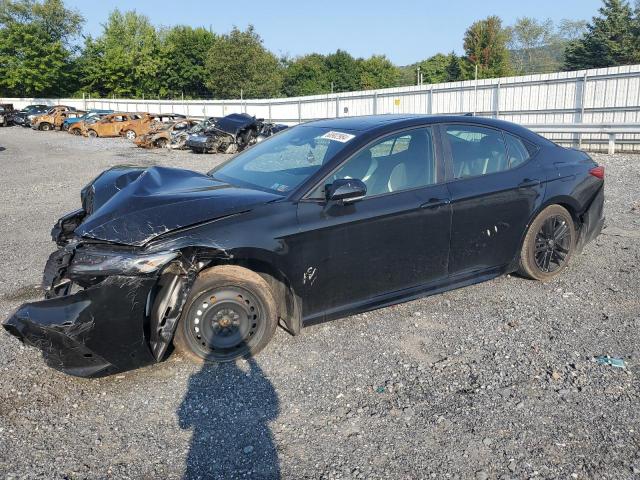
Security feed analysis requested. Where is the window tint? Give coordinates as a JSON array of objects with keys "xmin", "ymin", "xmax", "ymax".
[
  {"xmin": 504, "ymin": 133, "xmax": 532, "ymax": 168},
  {"xmin": 324, "ymin": 127, "xmax": 436, "ymax": 198},
  {"xmin": 446, "ymin": 125, "xmax": 508, "ymax": 178}
]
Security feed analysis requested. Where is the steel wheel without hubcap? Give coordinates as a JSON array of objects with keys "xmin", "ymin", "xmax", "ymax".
[
  {"xmin": 185, "ymin": 287, "xmax": 264, "ymax": 361},
  {"xmin": 173, "ymin": 265, "xmax": 278, "ymax": 364},
  {"xmin": 519, "ymin": 204, "xmax": 575, "ymax": 281}
]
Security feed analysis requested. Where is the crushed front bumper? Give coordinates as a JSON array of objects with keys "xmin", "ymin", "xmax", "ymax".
[
  {"xmin": 186, "ymin": 135, "xmax": 210, "ymax": 152},
  {"xmin": 3, "ymin": 275, "xmax": 158, "ymax": 378}
]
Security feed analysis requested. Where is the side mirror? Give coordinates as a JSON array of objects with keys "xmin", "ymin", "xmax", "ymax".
[{"xmin": 325, "ymin": 178, "xmax": 367, "ymax": 203}]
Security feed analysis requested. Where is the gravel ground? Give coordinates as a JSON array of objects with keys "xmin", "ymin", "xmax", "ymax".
[{"xmin": 0, "ymin": 126, "xmax": 639, "ymax": 480}]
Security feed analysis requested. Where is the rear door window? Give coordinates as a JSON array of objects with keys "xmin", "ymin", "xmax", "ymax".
[{"xmin": 444, "ymin": 125, "xmax": 508, "ymax": 179}]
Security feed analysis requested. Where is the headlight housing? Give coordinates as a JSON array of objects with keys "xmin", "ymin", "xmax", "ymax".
[{"xmin": 68, "ymin": 248, "xmax": 179, "ymax": 276}]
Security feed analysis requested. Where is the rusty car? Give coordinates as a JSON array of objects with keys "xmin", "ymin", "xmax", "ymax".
[
  {"xmin": 31, "ymin": 105, "xmax": 78, "ymax": 131},
  {"xmin": 120, "ymin": 113, "xmax": 187, "ymax": 140},
  {"xmin": 81, "ymin": 112, "xmax": 145, "ymax": 138},
  {"xmin": 134, "ymin": 118, "xmax": 201, "ymax": 149}
]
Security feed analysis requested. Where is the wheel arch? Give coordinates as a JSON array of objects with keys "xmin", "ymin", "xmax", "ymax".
[
  {"xmin": 189, "ymin": 247, "xmax": 302, "ymax": 336},
  {"xmin": 507, "ymin": 195, "xmax": 583, "ymax": 273}
]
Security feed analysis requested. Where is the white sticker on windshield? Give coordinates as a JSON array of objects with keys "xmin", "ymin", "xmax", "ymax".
[{"xmin": 321, "ymin": 131, "xmax": 355, "ymax": 143}]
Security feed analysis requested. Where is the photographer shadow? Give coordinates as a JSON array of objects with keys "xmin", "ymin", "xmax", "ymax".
[{"xmin": 178, "ymin": 356, "xmax": 280, "ymax": 479}]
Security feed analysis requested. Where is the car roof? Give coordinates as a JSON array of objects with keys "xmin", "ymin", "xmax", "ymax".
[{"xmin": 302, "ymin": 114, "xmax": 553, "ymax": 145}]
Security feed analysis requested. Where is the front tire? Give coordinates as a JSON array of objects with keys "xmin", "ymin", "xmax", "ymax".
[
  {"xmin": 125, "ymin": 129, "xmax": 136, "ymax": 140},
  {"xmin": 518, "ymin": 205, "xmax": 575, "ymax": 281},
  {"xmin": 173, "ymin": 265, "xmax": 278, "ymax": 364},
  {"xmin": 40, "ymin": 122, "xmax": 52, "ymax": 131},
  {"xmin": 87, "ymin": 130, "xmax": 98, "ymax": 138}
]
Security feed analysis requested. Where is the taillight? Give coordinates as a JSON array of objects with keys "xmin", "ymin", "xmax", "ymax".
[{"xmin": 589, "ymin": 166, "xmax": 605, "ymax": 179}]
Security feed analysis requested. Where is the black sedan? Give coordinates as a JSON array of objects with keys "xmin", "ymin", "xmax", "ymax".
[
  {"xmin": 3, "ymin": 115, "xmax": 605, "ymax": 377},
  {"xmin": 10, "ymin": 104, "xmax": 49, "ymax": 126}
]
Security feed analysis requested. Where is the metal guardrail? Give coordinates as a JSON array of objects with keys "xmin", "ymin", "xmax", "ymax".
[{"xmin": 526, "ymin": 123, "xmax": 640, "ymax": 154}]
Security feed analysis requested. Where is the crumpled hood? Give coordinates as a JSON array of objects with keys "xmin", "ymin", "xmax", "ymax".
[{"xmin": 75, "ymin": 166, "xmax": 281, "ymax": 246}]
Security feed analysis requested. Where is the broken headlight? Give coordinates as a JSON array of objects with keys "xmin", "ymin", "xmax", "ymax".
[{"xmin": 68, "ymin": 249, "xmax": 179, "ymax": 276}]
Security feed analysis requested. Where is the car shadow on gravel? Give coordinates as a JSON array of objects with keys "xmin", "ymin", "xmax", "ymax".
[{"xmin": 178, "ymin": 357, "xmax": 280, "ymax": 479}]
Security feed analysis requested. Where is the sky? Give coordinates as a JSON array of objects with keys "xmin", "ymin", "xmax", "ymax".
[{"xmin": 65, "ymin": 0, "xmax": 605, "ymax": 65}]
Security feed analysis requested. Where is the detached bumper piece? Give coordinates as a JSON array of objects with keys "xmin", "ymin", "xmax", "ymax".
[{"xmin": 3, "ymin": 276, "xmax": 157, "ymax": 378}]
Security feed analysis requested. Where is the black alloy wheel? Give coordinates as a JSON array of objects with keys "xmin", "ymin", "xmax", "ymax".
[
  {"xmin": 519, "ymin": 204, "xmax": 575, "ymax": 281},
  {"xmin": 534, "ymin": 215, "xmax": 571, "ymax": 273}
]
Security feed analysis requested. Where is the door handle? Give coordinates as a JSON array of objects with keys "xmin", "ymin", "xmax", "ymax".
[
  {"xmin": 518, "ymin": 179, "xmax": 541, "ymax": 188},
  {"xmin": 420, "ymin": 197, "xmax": 451, "ymax": 209}
]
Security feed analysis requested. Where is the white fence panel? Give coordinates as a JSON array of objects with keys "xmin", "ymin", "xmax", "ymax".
[{"xmin": 5, "ymin": 64, "xmax": 640, "ymax": 151}]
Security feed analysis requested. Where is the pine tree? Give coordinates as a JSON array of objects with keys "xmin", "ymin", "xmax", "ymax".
[
  {"xmin": 445, "ymin": 52, "xmax": 463, "ymax": 81},
  {"xmin": 565, "ymin": 0, "xmax": 637, "ymax": 69}
]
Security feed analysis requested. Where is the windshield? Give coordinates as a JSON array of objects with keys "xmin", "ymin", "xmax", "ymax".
[{"xmin": 208, "ymin": 126, "xmax": 357, "ymax": 194}]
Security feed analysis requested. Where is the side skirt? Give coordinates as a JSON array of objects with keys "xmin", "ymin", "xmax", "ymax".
[{"xmin": 302, "ymin": 266, "xmax": 506, "ymax": 328}]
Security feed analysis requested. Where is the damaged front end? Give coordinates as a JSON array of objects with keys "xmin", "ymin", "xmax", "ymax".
[
  {"xmin": 2, "ymin": 165, "xmax": 270, "ymax": 377},
  {"xmin": 3, "ymin": 225, "xmax": 196, "ymax": 377}
]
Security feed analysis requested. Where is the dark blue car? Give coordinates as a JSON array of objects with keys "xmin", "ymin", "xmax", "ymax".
[{"xmin": 3, "ymin": 115, "xmax": 604, "ymax": 377}]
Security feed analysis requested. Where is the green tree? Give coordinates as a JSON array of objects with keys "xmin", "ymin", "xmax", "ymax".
[
  {"xmin": 0, "ymin": 0, "xmax": 83, "ymax": 96},
  {"xmin": 78, "ymin": 10, "xmax": 162, "ymax": 98},
  {"xmin": 159, "ymin": 26, "xmax": 216, "ymax": 98},
  {"xmin": 204, "ymin": 26, "xmax": 282, "ymax": 99},
  {"xmin": 358, "ymin": 55, "xmax": 399, "ymax": 90},
  {"xmin": 324, "ymin": 49, "xmax": 360, "ymax": 92},
  {"xmin": 417, "ymin": 53, "xmax": 450, "ymax": 84},
  {"xmin": 463, "ymin": 15, "xmax": 512, "ymax": 78},
  {"xmin": 445, "ymin": 52, "xmax": 464, "ymax": 81},
  {"xmin": 282, "ymin": 53, "xmax": 330, "ymax": 96},
  {"xmin": 565, "ymin": 0, "xmax": 637, "ymax": 69}
]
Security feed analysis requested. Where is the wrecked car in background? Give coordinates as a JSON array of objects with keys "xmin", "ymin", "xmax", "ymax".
[
  {"xmin": 10, "ymin": 104, "xmax": 49, "ymax": 127},
  {"xmin": 134, "ymin": 118, "xmax": 200, "ymax": 149},
  {"xmin": 120, "ymin": 113, "xmax": 187, "ymax": 140},
  {"xmin": 2, "ymin": 115, "xmax": 605, "ymax": 378},
  {"xmin": 81, "ymin": 112, "xmax": 145, "ymax": 138},
  {"xmin": 186, "ymin": 113, "xmax": 287, "ymax": 154},
  {"xmin": 63, "ymin": 109, "xmax": 113, "ymax": 132},
  {"xmin": 31, "ymin": 105, "xmax": 78, "ymax": 131},
  {"xmin": 0, "ymin": 103, "xmax": 15, "ymax": 126},
  {"xmin": 68, "ymin": 112, "xmax": 112, "ymax": 135}
]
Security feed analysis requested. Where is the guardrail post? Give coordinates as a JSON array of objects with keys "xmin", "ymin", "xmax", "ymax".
[
  {"xmin": 268, "ymin": 101, "xmax": 272, "ymax": 122},
  {"xmin": 298, "ymin": 100, "xmax": 302, "ymax": 123},
  {"xmin": 428, "ymin": 89, "xmax": 433, "ymax": 114},
  {"xmin": 608, "ymin": 133, "xmax": 616, "ymax": 154},
  {"xmin": 373, "ymin": 92, "xmax": 378, "ymax": 115},
  {"xmin": 578, "ymin": 72, "xmax": 588, "ymax": 149},
  {"xmin": 335, "ymin": 95, "xmax": 339, "ymax": 118},
  {"xmin": 495, "ymin": 80, "xmax": 501, "ymax": 119}
]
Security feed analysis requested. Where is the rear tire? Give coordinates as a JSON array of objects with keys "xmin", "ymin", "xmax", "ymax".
[
  {"xmin": 173, "ymin": 265, "xmax": 278, "ymax": 364},
  {"xmin": 40, "ymin": 122, "xmax": 51, "ymax": 131},
  {"xmin": 518, "ymin": 205, "xmax": 575, "ymax": 281},
  {"xmin": 87, "ymin": 130, "xmax": 98, "ymax": 138}
]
